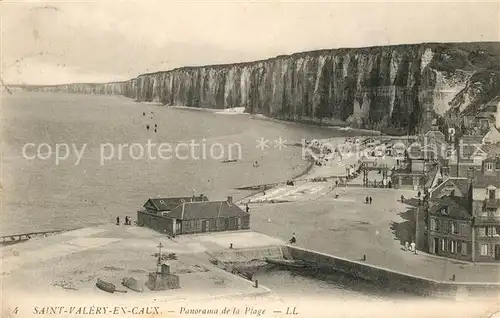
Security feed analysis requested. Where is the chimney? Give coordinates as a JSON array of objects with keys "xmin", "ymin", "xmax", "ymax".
[{"xmin": 227, "ymin": 196, "xmax": 233, "ymax": 204}]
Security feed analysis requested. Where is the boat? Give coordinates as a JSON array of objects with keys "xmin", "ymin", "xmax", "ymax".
[
  {"xmin": 264, "ymin": 257, "xmax": 307, "ymax": 268},
  {"xmin": 121, "ymin": 277, "xmax": 144, "ymax": 292},
  {"xmin": 96, "ymin": 279, "xmax": 116, "ymax": 293},
  {"xmin": 221, "ymin": 158, "xmax": 238, "ymax": 163}
]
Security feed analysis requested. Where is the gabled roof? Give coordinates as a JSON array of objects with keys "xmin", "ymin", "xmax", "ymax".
[
  {"xmin": 167, "ymin": 201, "xmax": 248, "ymax": 220},
  {"xmin": 428, "ymin": 195, "xmax": 472, "ymax": 220},
  {"xmin": 482, "ymin": 125, "xmax": 500, "ymax": 144},
  {"xmin": 425, "ymin": 130, "xmax": 446, "ymax": 141},
  {"xmin": 429, "ymin": 177, "xmax": 470, "ymax": 200},
  {"xmin": 144, "ymin": 196, "xmax": 209, "ymax": 212}
]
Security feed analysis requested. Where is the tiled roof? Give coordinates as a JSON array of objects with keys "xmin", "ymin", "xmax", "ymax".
[
  {"xmin": 429, "ymin": 177, "xmax": 470, "ymax": 200},
  {"xmin": 144, "ymin": 196, "xmax": 209, "ymax": 212},
  {"xmin": 167, "ymin": 201, "xmax": 248, "ymax": 220},
  {"xmin": 429, "ymin": 195, "xmax": 472, "ymax": 220}
]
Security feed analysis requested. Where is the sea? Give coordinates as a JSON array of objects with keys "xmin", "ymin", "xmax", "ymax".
[{"xmin": 2, "ymin": 91, "xmax": 407, "ymax": 300}]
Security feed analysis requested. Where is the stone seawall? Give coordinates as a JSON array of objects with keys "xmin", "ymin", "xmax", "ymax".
[{"xmin": 285, "ymin": 245, "xmax": 500, "ymax": 297}]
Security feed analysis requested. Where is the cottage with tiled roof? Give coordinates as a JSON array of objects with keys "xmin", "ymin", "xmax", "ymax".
[{"xmin": 138, "ymin": 196, "xmax": 250, "ymax": 235}]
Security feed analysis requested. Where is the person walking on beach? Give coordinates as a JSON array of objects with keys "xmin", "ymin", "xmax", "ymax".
[
  {"xmin": 365, "ymin": 196, "xmax": 369, "ymax": 204},
  {"xmin": 116, "ymin": 215, "xmax": 120, "ymax": 226},
  {"xmin": 369, "ymin": 196, "xmax": 372, "ymax": 204}
]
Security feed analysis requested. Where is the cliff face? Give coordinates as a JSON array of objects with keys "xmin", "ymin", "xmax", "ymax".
[{"xmin": 24, "ymin": 42, "xmax": 500, "ymax": 135}]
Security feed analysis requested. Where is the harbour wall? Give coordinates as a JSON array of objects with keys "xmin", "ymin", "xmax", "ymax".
[
  {"xmin": 209, "ymin": 244, "xmax": 500, "ymax": 297},
  {"xmin": 286, "ymin": 245, "xmax": 500, "ymax": 297}
]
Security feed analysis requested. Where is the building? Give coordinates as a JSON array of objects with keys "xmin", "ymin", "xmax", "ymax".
[
  {"xmin": 428, "ymin": 177, "xmax": 470, "ymax": 201},
  {"xmin": 146, "ymin": 263, "xmax": 180, "ymax": 291},
  {"xmin": 137, "ymin": 196, "xmax": 250, "ymax": 235},
  {"xmin": 462, "ymin": 96, "xmax": 499, "ymax": 134},
  {"xmin": 427, "ymin": 192, "xmax": 475, "ymax": 261},
  {"xmin": 474, "ymin": 185, "xmax": 500, "ymax": 262},
  {"xmin": 448, "ymin": 136, "xmax": 488, "ymax": 179}
]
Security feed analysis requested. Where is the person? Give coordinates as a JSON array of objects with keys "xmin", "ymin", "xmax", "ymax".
[
  {"xmin": 417, "ymin": 191, "xmax": 421, "ymax": 198},
  {"xmin": 369, "ymin": 196, "xmax": 372, "ymax": 204},
  {"xmin": 124, "ymin": 216, "xmax": 128, "ymax": 225},
  {"xmin": 289, "ymin": 233, "xmax": 296, "ymax": 244},
  {"xmin": 366, "ymin": 196, "xmax": 369, "ymax": 204},
  {"xmin": 401, "ymin": 194, "xmax": 404, "ymax": 203},
  {"xmin": 410, "ymin": 241, "xmax": 416, "ymax": 254},
  {"xmin": 116, "ymin": 215, "xmax": 120, "ymax": 225},
  {"xmin": 404, "ymin": 241, "xmax": 409, "ymax": 251}
]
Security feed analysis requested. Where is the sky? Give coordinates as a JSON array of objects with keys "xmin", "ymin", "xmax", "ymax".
[{"xmin": 1, "ymin": 0, "xmax": 499, "ymax": 85}]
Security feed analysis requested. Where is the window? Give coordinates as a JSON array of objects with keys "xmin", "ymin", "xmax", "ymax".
[
  {"xmin": 489, "ymin": 189, "xmax": 497, "ymax": 200},
  {"xmin": 442, "ymin": 220, "xmax": 449, "ymax": 233},
  {"xmin": 436, "ymin": 220, "xmax": 441, "ymax": 231},
  {"xmin": 486, "ymin": 162, "xmax": 495, "ymax": 171},
  {"xmin": 486, "ymin": 226, "xmax": 496, "ymax": 237},
  {"xmin": 451, "ymin": 222, "xmax": 457, "ymax": 234},
  {"xmin": 430, "ymin": 219, "xmax": 437, "ymax": 231},
  {"xmin": 461, "ymin": 242, "xmax": 468, "ymax": 255},
  {"xmin": 451, "ymin": 240, "xmax": 457, "ymax": 253},
  {"xmin": 477, "ymin": 227, "xmax": 486, "ymax": 236},
  {"xmin": 480, "ymin": 244, "xmax": 489, "ymax": 256},
  {"xmin": 460, "ymin": 223, "xmax": 468, "ymax": 236},
  {"xmin": 441, "ymin": 238, "xmax": 448, "ymax": 252}
]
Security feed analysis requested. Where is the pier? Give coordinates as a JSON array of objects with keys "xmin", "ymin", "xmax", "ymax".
[{"xmin": 0, "ymin": 228, "xmax": 80, "ymax": 246}]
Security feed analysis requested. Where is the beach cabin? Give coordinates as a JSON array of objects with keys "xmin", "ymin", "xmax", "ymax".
[{"xmin": 138, "ymin": 196, "xmax": 250, "ymax": 235}]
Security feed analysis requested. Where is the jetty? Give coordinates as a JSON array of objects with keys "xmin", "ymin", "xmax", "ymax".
[{"xmin": 0, "ymin": 228, "xmax": 80, "ymax": 246}]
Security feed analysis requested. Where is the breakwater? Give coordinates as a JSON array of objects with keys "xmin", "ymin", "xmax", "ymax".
[{"xmin": 21, "ymin": 42, "xmax": 500, "ymax": 134}]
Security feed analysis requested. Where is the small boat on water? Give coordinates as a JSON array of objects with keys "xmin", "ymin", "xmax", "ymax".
[
  {"xmin": 264, "ymin": 257, "xmax": 307, "ymax": 268},
  {"xmin": 221, "ymin": 158, "xmax": 238, "ymax": 163}
]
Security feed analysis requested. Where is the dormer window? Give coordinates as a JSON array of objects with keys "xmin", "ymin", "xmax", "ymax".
[{"xmin": 441, "ymin": 207, "xmax": 448, "ymax": 215}]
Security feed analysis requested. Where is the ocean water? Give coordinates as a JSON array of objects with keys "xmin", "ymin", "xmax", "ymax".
[
  {"xmin": 1, "ymin": 92, "xmax": 355, "ymax": 235},
  {"xmin": 253, "ymin": 267, "xmax": 416, "ymax": 301}
]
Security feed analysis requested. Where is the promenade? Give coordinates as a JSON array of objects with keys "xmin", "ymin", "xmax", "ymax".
[{"xmin": 247, "ymin": 187, "xmax": 500, "ymax": 284}]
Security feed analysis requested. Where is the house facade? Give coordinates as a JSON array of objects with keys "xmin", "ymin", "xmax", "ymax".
[
  {"xmin": 474, "ymin": 186, "xmax": 500, "ymax": 262},
  {"xmin": 137, "ymin": 196, "xmax": 250, "ymax": 235},
  {"xmin": 427, "ymin": 194, "xmax": 474, "ymax": 261}
]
